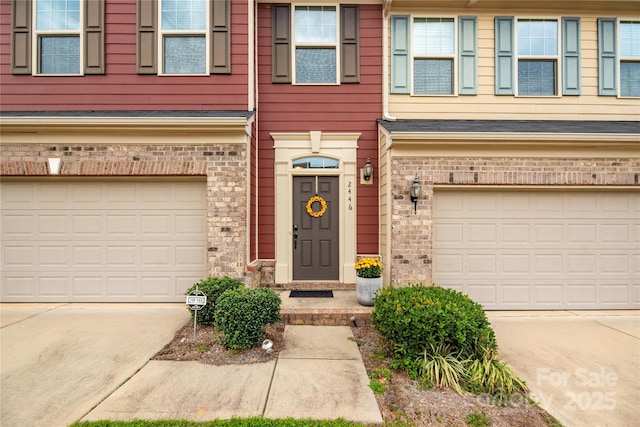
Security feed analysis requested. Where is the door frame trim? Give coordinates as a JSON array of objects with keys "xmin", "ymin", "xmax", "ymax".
[{"xmin": 272, "ymin": 131, "xmax": 360, "ymax": 284}]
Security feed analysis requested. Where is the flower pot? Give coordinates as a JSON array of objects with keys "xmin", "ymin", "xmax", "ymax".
[{"xmin": 356, "ymin": 276, "xmax": 383, "ymax": 306}]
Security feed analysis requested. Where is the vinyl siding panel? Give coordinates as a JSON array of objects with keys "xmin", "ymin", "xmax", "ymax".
[
  {"xmin": 387, "ymin": 13, "xmax": 639, "ymax": 120},
  {"xmin": 257, "ymin": 4, "xmax": 383, "ymax": 259},
  {"xmin": 0, "ymin": 0, "xmax": 249, "ymax": 111}
]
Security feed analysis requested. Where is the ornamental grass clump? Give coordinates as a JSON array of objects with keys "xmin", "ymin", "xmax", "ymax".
[{"xmin": 354, "ymin": 257, "xmax": 383, "ymax": 278}]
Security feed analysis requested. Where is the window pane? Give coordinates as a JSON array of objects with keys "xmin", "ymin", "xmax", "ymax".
[
  {"xmin": 518, "ymin": 60, "xmax": 556, "ymax": 95},
  {"xmin": 620, "ymin": 22, "xmax": 640, "ymax": 57},
  {"xmin": 293, "ymin": 157, "xmax": 339, "ymax": 169},
  {"xmin": 162, "ymin": 0, "xmax": 206, "ymax": 31},
  {"xmin": 296, "ymin": 48, "xmax": 336, "ymax": 83},
  {"xmin": 620, "ymin": 61, "xmax": 640, "ymax": 96},
  {"xmin": 518, "ymin": 19, "xmax": 557, "ymax": 56},
  {"xmin": 414, "ymin": 59, "xmax": 453, "ymax": 95},
  {"xmin": 414, "ymin": 18, "xmax": 454, "ymax": 55},
  {"xmin": 164, "ymin": 37, "xmax": 206, "ymax": 74},
  {"xmin": 36, "ymin": 0, "xmax": 80, "ymax": 30},
  {"xmin": 39, "ymin": 36, "xmax": 80, "ymax": 74},
  {"xmin": 295, "ymin": 6, "xmax": 336, "ymax": 43}
]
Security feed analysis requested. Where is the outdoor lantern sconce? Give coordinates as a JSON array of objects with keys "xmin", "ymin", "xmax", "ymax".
[
  {"xmin": 409, "ymin": 175, "xmax": 421, "ymax": 214},
  {"xmin": 361, "ymin": 158, "xmax": 373, "ymax": 184},
  {"xmin": 48, "ymin": 157, "xmax": 61, "ymax": 175}
]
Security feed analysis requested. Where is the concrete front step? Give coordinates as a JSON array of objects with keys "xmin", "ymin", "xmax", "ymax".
[
  {"xmin": 272, "ymin": 282, "xmax": 356, "ymax": 290},
  {"xmin": 277, "ymin": 289, "xmax": 373, "ymax": 326}
]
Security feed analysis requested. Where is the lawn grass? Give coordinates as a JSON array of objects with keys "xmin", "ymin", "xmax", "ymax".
[{"xmin": 70, "ymin": 418, "xmax": 365, "ymax": 427}]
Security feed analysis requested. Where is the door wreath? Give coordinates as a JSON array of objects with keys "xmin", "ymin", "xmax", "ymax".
[{"xmin": 306, "ymin": 195, "xmax": 327, "ymax": 218}]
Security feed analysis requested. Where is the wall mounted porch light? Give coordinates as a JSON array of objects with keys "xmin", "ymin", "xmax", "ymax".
[
  {"xmin": 48, "ymin": 158, "xmax": 61, "ymax": 175},
  {"xmin": 409, "ymin": 175, "xmax": 421, "ymax": 214},
  {"xmin": 361, "ymin": 158, "xmax": 373, "ymax": 184}
]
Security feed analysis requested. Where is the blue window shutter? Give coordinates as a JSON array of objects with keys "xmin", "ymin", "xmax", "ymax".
[
  {"xmin": 598, "ymin": 18, "xmax": 617, "ymax": 96},
  {"xmin": 391, "ymin": 15, "xmax": 410, "ymax": 94},
  {"xmin": 459, "ymin": 16, "xmax": 477, "ymax": 95},
  {"xmin": 562, "ymin": 17, "xmax": 580, "ymax": 95},
  {"xmin": 495, "ymin": 16, "xmax": 514, "ymax": 95}
]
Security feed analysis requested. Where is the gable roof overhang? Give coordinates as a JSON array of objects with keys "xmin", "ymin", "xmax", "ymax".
[{"xmin": 378, "ymin": 119, "xmax": 640, "ymax": 158}]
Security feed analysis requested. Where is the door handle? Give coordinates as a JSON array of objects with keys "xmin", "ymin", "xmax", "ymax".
[{"xmin": 293, "ymin": 224, "xmax": 298, "ymax": 250}]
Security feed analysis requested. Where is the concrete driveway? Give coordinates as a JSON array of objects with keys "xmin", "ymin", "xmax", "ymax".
[
  {"xmin": 488, "ymin": 311, "xmax": 640, "ymax": 427},
  {"xmin": 0, "ymin": 303, "xmax": 189, "ymax": 427}
]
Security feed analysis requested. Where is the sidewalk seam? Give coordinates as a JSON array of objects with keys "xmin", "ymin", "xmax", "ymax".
[{"xmin": 261, "ymin": 355, "xmax": 279, "ymax": 416}]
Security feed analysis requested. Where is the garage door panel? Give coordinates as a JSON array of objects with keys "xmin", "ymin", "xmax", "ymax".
[
  {"xmin": 1, "ymin": 181, "xmax": 207, "ymax": 302},
  {"xmin": 39, "ymin": 276, "xmax": 69, "ymax": 298},
  {"xmin": 3, "ymin": 214, "xmax": 34, "ymax": 237},
  {"xmin": 433, "ymin": 190, "xmax": 639, "ymax": 310},
  {"xmin": 38, "ymin": 215, "xmax": 68, "ymax": 236},
  {"xmin": 73, "ymin": 277, "xmax": 104, "ymax": 298},
  {"xmin": 4, "ymin": 246, "xmax": 35, "ymax": 267}
]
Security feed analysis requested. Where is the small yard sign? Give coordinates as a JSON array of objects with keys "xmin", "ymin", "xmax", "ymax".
[
  {"xmin": 186, "ymin": 290, "xmax": 207, "ymax": 311},
  {"xmin": 186, "ymin": 289, "xmax": 207, "ymax": 339}
]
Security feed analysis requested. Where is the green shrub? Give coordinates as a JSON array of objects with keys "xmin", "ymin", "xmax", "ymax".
[
  {"xmin": 214, "ymin": 288, "xmax": 281, "ymax": 350},
  {"xmin": 185, "ymin": 277, "xmax": 245, "ymax": 325},
  {"xmin": 371, "ymin": 284, "xmax": 497, "ymax": 377}
]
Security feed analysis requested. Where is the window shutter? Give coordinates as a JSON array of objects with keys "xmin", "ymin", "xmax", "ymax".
[
  {"xmin": 84, "ymin": 0, "xmax": 105, "ymax": 74},
  {"xmin": 598, "ymin": 18, "xmax": 617, "ymax": 96},
  {"xmin": 211, "ymin": 0, "xmax": 230, "ymax": 74},
  {"xmin": 136, "ymin": 0, "xmax": 157, "ymax": 74},
  {"xmin": 272, "ymin": 4, "xmax": 291, "ymax": 83},
  {"xmin": 391, "ymin": 15, "xmax": 410, "ymax": 94},
  {"xmin": 340, "ymin": 5, "xmax": 359, "ymax": 83},
  {"xmin": 494, "ymin": 16, "xmax": 514, "ymax": 95},
  {"xmin": 458, "ymin": 16, "xmax": 477, "ymax": 95},
  {"xmin": 11, "ymin": 0, "xmax": 31, "ymax": 75},
  {"xmin": 562, "ymin": 17, "xmax": 581, "ymax": 95}
]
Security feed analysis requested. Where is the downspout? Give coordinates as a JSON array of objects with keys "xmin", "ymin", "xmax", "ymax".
[
  {"xmin": 382, "ymin": 0, "xmax": 396, "ymax": 121},
  {"xmin": 252, "ymin": 0, "xmax": 259, "ymax": 264}
]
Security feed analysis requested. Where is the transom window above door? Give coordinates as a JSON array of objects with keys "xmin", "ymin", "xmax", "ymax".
[{"xmin": 292, "ymin": 157, "xmax": 340, "ymax": 169}]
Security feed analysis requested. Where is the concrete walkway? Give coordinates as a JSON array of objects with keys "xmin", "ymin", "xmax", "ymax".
[{"xmin": 84, "ymin": 325, "xmax": 383, "ymax": 424}]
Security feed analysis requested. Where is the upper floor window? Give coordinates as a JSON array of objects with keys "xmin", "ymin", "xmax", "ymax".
[
  {"xmin": 10, "ymin": 0, "xmax": 104, "ymax": 75},
  {"xmin": 619, "ymin": 21, "xmax": 639, "ymax": 97},
  {"xmin": 413, "ymin": 18, "xmax": 456, "ymax": 95},
  {"xmin": 35, "ymin": 0, "xmax": 81, "ymax": 74},
  {"xmin": 294, "ymin": 6, "xmax": 337, "ymax": 84},
  {"xmin": 391, "ymin": 15, "xmax": 477, "ymax": 95},
  {"xmin": 137, "ymin": 0, "xmax": 230, "ymax": 75},
  {"xmin": 516, "ymin": 19, "xmax": 559, "ymax": 96},
  {"xmin": 495, "ymin": 16, "xmax": 580, "ymax": 97},
  {"xmin": 272, "ymin": 4, "xmax": 360, "ymax": 84},
  {"xmin": 160, "ymin": 0, "xmax": 207, "ymax": 75}
]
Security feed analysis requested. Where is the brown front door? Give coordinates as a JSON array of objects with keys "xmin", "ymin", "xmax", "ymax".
[{"xmin": 293, "ymin": 176, "xmax": 339, "ymax": 280}]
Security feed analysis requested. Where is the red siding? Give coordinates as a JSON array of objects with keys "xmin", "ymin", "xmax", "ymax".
[
  {"xmin": 0, "ymin": 0, "xmax": 249, "ymax": 111},
  {"xmin": 256, "ymin": 4, "xmax": 382, "ymax": 259}
]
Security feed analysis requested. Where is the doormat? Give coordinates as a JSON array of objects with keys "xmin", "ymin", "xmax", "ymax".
[{"xmin": 289, "ymin": 290, "xmax": 334, "ymax": 298}]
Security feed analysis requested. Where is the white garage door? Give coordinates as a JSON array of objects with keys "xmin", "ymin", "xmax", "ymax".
[
  {"xmin": 433, "ymin": 190, "xmax": 640, "ymax": 310},
  {"xmin": 1, "ymin": 180, "xmax": 207, "ymax": 302}
]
